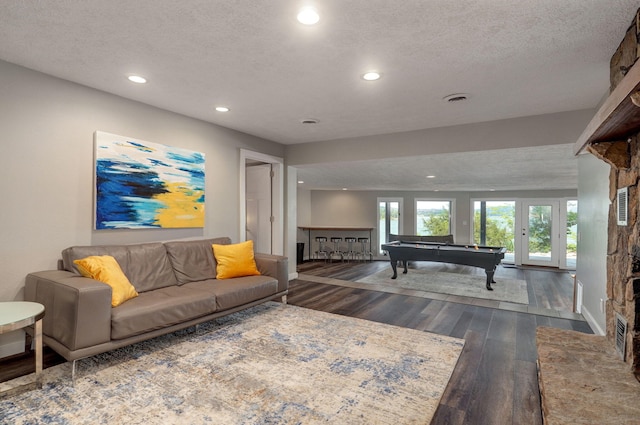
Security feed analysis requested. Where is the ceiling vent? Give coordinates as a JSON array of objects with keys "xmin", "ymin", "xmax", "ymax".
[
  {"xmin": 617, "ymin": 187, "xmax": 628, "ymax": 226},
  {"xmin": 443, "ymin": 93, "xmax": 469, "ymax": 103},
  {"xmin": 615, "ymin": 312, "xmax": 628, "ymax": 360}
]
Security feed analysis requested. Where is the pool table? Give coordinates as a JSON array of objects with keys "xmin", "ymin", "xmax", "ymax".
[{"xmin": 381, "ymin": 240, "xmax": 507, "ymax": 290}]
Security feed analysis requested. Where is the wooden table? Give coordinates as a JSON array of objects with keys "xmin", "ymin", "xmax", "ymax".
[{"xmin": 0, "ymin": 301, "xmax": 45, "ymax": 396}]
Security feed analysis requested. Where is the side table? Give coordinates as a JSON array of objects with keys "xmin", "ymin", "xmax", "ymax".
[{"xmin": 0, "ymin": 301, "xmax": 45, "ymax": 396}]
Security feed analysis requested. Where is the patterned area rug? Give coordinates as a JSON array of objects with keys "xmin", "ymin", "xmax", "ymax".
[
  {"xmin": 1, "ymin": 302, "xmax": 464, "ymax": 425},
  {"xmin": 355, "ymin": 268, "xmax": 529, "ymax": 304}
]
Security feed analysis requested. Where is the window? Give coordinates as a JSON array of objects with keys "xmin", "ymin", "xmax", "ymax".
[
  {"xmin": 472, "ymin": 200, "xmax": 515, "ymax": 262},
  {"xmin": 565, "ymin": 199, "xmax": 578, "ymax": 269},
  {"xmin": 378, "ymin": 198, "xmax": 402, "ymax": 254},
  {"xmin": 415, "ymin": 200, "xmax": 452, "ymax": 236}
]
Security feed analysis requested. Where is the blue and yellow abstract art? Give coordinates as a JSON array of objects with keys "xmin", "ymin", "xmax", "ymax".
[{"xmin": 94, "ymin": 131, "xmax": 205, "ymax": 229}]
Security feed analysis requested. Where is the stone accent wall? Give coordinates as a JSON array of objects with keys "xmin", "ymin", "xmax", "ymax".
[
  {"xmin": 594, "ymin": 9, "xmax": 640, "ymax": 380},
  {"xmin": 610, "ymin": 9, "xmax": 640, "ymax": 91},
  {"xmin": 599, "ymin": 137, "xmax": 640, "ymax": 380}
]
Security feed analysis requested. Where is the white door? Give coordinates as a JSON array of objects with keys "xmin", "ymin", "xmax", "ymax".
[
  {"xmin": 520, "ymin": 200, "xmax": 560, "ymax": 267},
  {"xmin": 377, "ymin": 198, "xmax": 403, "ymax": 255},
  {"xmin": 246, "ymin": 163, "xmax": 272, "ymax": 254}
]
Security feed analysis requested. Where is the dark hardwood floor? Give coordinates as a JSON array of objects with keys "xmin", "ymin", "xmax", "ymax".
[
  {"xmin": 291, "ymin": 260, "xmax": 591, "ymax": 425},
  {"xmin": 0, "ymin": 342, "xmax": 65, "ymax": 384},
  {"xmin": 297, "ymin": 259, "xmax": 577, "ymax": 313},
  {"xmin": 1, "ymin": 260, "xmax": 589, "ymax": 425}
]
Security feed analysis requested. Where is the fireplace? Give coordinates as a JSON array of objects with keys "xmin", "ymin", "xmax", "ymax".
[{"xmin": 576, "ymin": 8, "xmax": 640, "ymax": 381}]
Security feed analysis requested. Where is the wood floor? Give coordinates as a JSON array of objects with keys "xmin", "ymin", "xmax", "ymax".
[
  {"xmin": 297, "ymin": 259, "xmax": 578, "ymax": 313},
  {"xmin": 1, "ymin": 260, "xmax": 590, "ymax": 425},
  {"xmin": 291, "ymin": 260, "xmax": 592, "ymax": 425}
]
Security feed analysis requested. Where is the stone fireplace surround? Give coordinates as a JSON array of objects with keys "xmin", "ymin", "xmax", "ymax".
[
  {"xmin": 589, "ymin": 136, "xmax": 640, "ymax": 380},
  {"xmin": 585, "ymin": 8, "xmax": 640, "ymax": 380}
]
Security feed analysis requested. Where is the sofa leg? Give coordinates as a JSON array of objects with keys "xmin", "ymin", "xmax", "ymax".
[
  {"xmin": 281, "ymin": 294, "xmax": 287, "ymax": 304},
  {"xmin": 71, "ymin": 359, "xmax": 78, "ymax": 383}
]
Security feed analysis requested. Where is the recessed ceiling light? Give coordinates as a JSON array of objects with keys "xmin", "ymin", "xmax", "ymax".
[
  {"xmin": 443, "ymin": 93, "xmax": 469, "ymax": 103},
  {"xmin": 297, "ymin": 7, "xmax": 319, "ymax": 25},
  {"xmin": 215, "ymin": 106, "xmax": 230, "ymax": 112},
  {"xmin": 342, "ymin": 188, "xmax": 348, "ymax": 190},
  {"xmin": 298, "ymin": 180, "xmax": 304, "ymax": 184},
  {"xmin": 362, "ymin": 72, "xmax": 381, "ymax": 81},
  {"xmin": 426, "ymin": 175, "xmax": 436, "ymax": 179},
  {"xmin": 301, "ymin": 118, "xmax": 318, "ymax": 124},
  {"xmin": 128, "ymin": 75, "xmax": 147, "ymax": 84}
]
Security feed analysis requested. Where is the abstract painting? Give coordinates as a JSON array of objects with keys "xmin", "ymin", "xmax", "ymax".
[{"xmin": 94, "ymin": 131, "xmax": 205, "ymax": 229}]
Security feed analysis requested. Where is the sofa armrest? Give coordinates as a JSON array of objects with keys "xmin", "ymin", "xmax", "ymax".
[
  {"xmin": 25, "ymin": 270, "xmax": 112, "ymax": 352},
  {"xmin": 254, "ymin": 254, "xmax": 289, "ymax": 293}
]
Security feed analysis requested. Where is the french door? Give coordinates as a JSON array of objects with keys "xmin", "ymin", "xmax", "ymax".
[
  {"xmin": 520, "ymin": 200, "xmax": 560, "ymax": 267},
  {"xmin": 472, "ymin": 198, "xmax": 575, "ymax": 269},
  {"xmin": 377, "ymin": 198, "xmax": 403, "ymax": 255}
]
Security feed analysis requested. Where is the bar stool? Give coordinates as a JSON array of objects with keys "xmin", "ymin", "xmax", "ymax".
[
  {"xmin": 357, "ymin": 237, "xmax": 372, "ymax": 262},
  {"xmin": 344, "ymin": 237, "xmax": 358, "ymax": 262},
  {"xmin": 329, "ymin": 237, "xmax": 344, "ymax": 262},
  {"xmin": 314, "ymin": 237, "xmax": 329, "ymax": 261}
]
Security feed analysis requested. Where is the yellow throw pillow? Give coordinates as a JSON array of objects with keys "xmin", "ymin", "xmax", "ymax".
[
  {"xmin": 74, "ymin": 255, "xmax": 138, "ymax": 307},
  {"xmin": 212, "ymin": 240, "xmax": 261, "ymax": 279}
]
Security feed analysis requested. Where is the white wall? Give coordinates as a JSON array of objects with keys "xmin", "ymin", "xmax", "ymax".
[
  {"xmin": 0, "ymin": 60, "xmax": 286, "ymax": 354},
  {"xmin": 576, "ymin": 154, "xmax": 610, "ymax": 335},
  {"xmin": 285, "ymin": 109, "xmax": 593, "ymax": 166}
]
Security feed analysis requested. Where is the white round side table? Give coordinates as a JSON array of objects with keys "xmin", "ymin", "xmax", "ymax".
[{"xmin": 0, "ymin": 301, "xmax": 45, "ymax": 395}]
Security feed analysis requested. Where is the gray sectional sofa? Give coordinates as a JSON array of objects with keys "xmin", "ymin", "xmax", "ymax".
[{"xmin": 25, "ymin": 237, "xmax": 288, "ymax": 369}]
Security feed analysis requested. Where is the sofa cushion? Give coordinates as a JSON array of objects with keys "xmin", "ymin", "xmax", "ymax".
[
  {"xmin": 212, "ymin": 240, "xmax": 261, "ymax": 279},
  {"xmin": 62, "ymin": 243, "xmax": 178, "ymax": 293},
  {"xmin": 183, "ymin": 275, "xmax": 277, "ymax": 311},
  {"xmin": 164, "ymin": 237, "xmax": 231, "ymax": 284},
  {"xmin": 74, "ymin": 255, "xmax": 139, "ymax": 307},
  {"xmin": 110, "ymin": 285, "xmax": 217, "ymax": 340}
]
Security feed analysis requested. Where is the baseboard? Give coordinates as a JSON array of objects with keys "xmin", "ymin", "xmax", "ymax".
[
  {"xmin": 581, "ymin": 305, "xmax": 605, "ymax": 336},
  {"xmin": 289, "ymin": 272, "xmax": 299, "ymax": 280},
  {"xmin": 0, "ymin": 330, "xmax": 26, "ymax": 359}
]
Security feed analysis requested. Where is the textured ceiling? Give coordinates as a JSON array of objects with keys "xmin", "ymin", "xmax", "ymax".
[
  {"xmin": 297, "ymin": 144, "xmax": 579, "ymax": 191},
  {"xmin": 0, "ymin": 1, "xmax": 636, "ymax": 190}
]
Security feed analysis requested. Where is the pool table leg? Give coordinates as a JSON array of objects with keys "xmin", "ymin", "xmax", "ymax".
[
  {"xmin": 485, "ymin": 269, "xmax": 495, "ymax": 291},
  {"xmin": 390, "ymin": 260, "xmax": 398, "ymax": 279}
]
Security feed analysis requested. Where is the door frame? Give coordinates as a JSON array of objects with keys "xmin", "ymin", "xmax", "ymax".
[
  {"xmin": 559, "ymin": 198, "xmax": 578, "ymax": 270},
  {"xmin": 517, "ymin": 199, "xmax": 560, "ymax": 267},
  {"xmin": 239, "ymin": 149, "xmax": 284, "ymax": 255},
  {"xmin": 469, "ymin": 198, "xmax": 517, "ymax": 264},
  {"xmin": 245, "ymin": 163, "xmax": 273, "ymax": 254},
  {"xmin": 377, "ymin": 197, "xmax": 403, "ymax": 256}
]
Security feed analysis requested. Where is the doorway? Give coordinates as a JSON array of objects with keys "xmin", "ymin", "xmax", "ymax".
[
  {"xmin": 246, "ymin": 163, "xmax": 272, "ymax": 254},
  {"xmin": 472, "ymin": 200, "xmax": 516, "ymax": 263},
  {"xmin": 239, "ymin": 149, "xmax": 284, "ymax": 255},
  {"xmin": 377, "ymin": 198, "xmax": 403, "ymax": 255},
  {"xmin": 520, "ymin": 200, "xmax": 560, "ymax": 267}
]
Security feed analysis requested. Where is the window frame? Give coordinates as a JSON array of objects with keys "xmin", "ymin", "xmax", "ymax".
[{"xmin": 414, "ymin": 198, "xmax": 455, "ymax": 238}]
